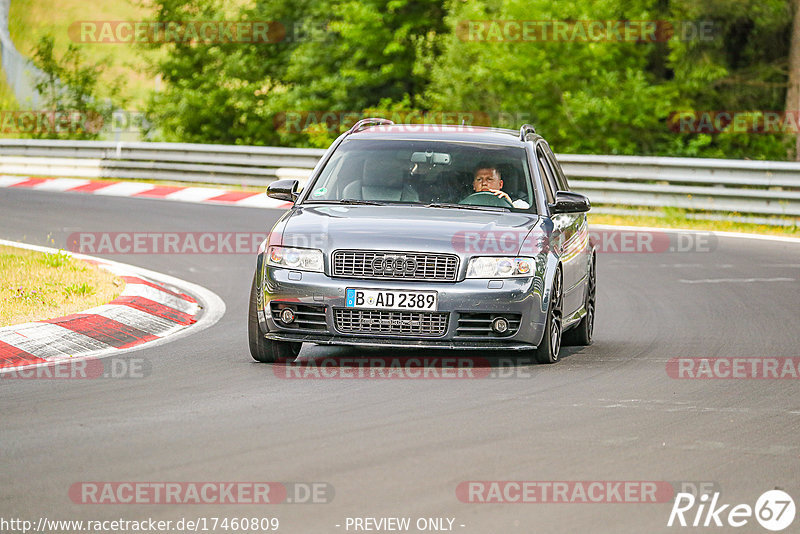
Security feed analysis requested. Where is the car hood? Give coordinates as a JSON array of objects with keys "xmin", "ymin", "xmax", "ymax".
[{"xmin": 280, "ymin": 205, "xmax": 543, "ymax": 256}]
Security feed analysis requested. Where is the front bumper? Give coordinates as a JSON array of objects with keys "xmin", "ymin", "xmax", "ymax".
[{"xmin": 257, "ymin": 267, "xmax": 548, "ymax": 349}]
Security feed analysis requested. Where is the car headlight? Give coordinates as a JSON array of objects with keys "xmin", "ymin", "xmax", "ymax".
[
  {"xmin": 267, "ymin": 246, "xmax": 324, "ymax": 272},
  {"xmin": 466, "ymin": 257, "xmax": 535, "ymax": 278}
]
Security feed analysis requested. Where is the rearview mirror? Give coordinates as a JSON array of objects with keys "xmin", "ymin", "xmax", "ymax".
[
  {"xmin": 267, "ymin": 179, "xmax": 300, "ymax": 202},
  {"xmin": 411, "ymin": 151, "xmax": 451, "ymax": 165},
  {"xmin": 550, "ymin": 191, "xmax": 590, "ymax": 214}
]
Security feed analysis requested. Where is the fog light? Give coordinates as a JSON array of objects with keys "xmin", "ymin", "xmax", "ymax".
[
  {"xmin": 280, "ymin": 308, "xmax": 296, "ymax": 324},
  {"xmin": 491, "ymin": 317, "xmax": 509, "ymax": 334}
]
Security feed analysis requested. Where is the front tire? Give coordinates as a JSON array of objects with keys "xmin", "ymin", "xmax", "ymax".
[
  {"xmin": 533, "ymin": 268, "xmax": 563, "ymax": 364},
  {"xmin": 248, "ymin": 272, "xmax": 301, "ymax": 363}
]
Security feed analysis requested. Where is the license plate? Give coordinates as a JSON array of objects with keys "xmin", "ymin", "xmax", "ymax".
[{"xmin": 345, "ymin": 288, "xmax": 438, "ymax": 311}]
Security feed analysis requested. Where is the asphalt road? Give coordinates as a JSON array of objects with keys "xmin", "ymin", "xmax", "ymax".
[{"xmin": 2, "ymin": 188, "xmax": 799, "ymax": 534}]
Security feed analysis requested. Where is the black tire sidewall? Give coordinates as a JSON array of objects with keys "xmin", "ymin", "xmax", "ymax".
[
  {"xmin": 248, "ymin": 272, "xmax": 301, "ymax": 363},
  {"xmin": 534, "ymin": 269, "xmax": 562, "ymax": 364}
]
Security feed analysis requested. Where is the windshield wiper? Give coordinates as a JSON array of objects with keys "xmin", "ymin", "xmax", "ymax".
[
  {"xmin": 425, "ymin": 202, "xmax": 507, "ymax": 211},
  {"xmin": 305, "ymin": 199, "xmax": 387, "ymax": 206}
]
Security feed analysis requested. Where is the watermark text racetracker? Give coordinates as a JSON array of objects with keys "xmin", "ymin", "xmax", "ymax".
[
  {"xmin": 274, "ymin": 356, "xmax": 543, "ymax": 379},
  {"xmin": 667, "ymin": 357, "xmax": 800, "ymax": 379},
  {"xmin": 1, "ymin": 357, "xmax": 150, "ymax": 379},
  {"xmin": 67, "ymin": 229, "xmax": 716, "ymax": 256},
  {"xmin": 67, "ymin": 232, "xmax": 326, "ymax": 255},
  {"xmin": 0, "ymin": 110, "xmax": 102, "ymax": 135},
  {"xmin": 453, "ymin": 229, "xmax": 717, "ymax": 255},
  {"xmin": 456, "ymin": 20, "xmax": 717, "ymax": 42},
  {"xmin": 70, "ymin": 19, "xmax": 333, "ymax": 45},
  {"xmin": 69, "ymin": 21, "xmax": 284, "ymax": 43},
  {"xmin": 0, "ymin": 110, "xmax": 149, "ymax": 135},
  {"xmin": 668, "ymin": 110, "xmax": 800, "ymax": 134},
  {"xmin": 69, "ymin": 481, "xmax": 333, "ymax": 504},
  {"xmin": 273, "ymin": 110, "xmax": 527, "ymax": 134},
  {"xmin": 456, "ymin": 481, "xmax": 675, "ymax": 503}
]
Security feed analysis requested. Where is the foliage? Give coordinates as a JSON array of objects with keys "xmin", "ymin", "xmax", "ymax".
[
  {"xmin": 426, "ymin": 0, "xmax": 793, "ymax": 158},
  {"xmin": 143, "ymin": 0, "xmax": 796, "ymax": 159},
  {"xmin": 31, "ymin": 35, "xmax": 120, "ymax": 140}
]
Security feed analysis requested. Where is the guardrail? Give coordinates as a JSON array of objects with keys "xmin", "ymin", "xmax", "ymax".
[
  {"xmin": 0, "ymin": 139, "xmax": 324, "ymax": 185},
  {"xmin": 1, "ymin": 139, "xmax": 798, "ymax": 225}
]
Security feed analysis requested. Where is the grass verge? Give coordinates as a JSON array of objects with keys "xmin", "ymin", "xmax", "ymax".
[
  {"xmin": 589, "ymin": 212, "xmax": 800, "ymax": 237},
  {"xmin": 0, "ymin": 245, "xmax": 124, "ymax": 327},
  {"xmin": 7, "ymin": 0, "xmax": 161, "ymax": 109},
  {"xmin": 0, "ymin": 68, "xmax": 24, "ymax": 139}
]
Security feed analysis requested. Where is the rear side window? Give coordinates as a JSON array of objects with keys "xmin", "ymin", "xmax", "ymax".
[
  {"xmin": 543, "ymin": 145, "xmax": 569, "ymax": 192},
  {"xmin": 536, "ymin": 146, "xmax": 557, "ymax": 204}
]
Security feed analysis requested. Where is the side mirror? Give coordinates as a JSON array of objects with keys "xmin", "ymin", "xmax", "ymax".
[
  {"xmin": 550, "ymin": 191, "xmax": 590, "ymax": 214},
  {"xmin": 267, "ymin": 179, "xmax": 300, "ymax": 202}
]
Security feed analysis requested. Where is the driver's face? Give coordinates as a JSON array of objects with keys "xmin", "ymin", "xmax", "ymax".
[{"xmin": 473, "ymin": 168, "xmax": 502, "ymax": 192}]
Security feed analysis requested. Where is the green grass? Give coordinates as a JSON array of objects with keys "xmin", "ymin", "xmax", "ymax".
[
  {"xmin": 7, "ymin": 0, "xmax": 254, "ymax": 111},
  {"xmin": 8, "ymin": 0, "xmax": 162, "ymax": 109},
  {"xmin": 38, "ymin": 250, "xmax": 71, "ymax": 267},
  {"xmin": 63, "ymin": 281, "xmax": 95, "ymax": 297},
  {"xmin": 0, "ymin": 245, "xmax": 122, "ymax": 326},
  {"xmin": 0, "ymin": 69, "xmax": 26, "ymax": 138},
  {"xmin": 590, "ymin": 209, "xmax": 800, "ymax": 237},
  {"xmin": 0, "ymin": 70, "xmax": 18, "ymax": 108}
]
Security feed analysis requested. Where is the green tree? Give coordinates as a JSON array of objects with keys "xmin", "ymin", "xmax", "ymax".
[
  {"xmin": 146, "ymin": 0, "xmax": 447, "ymax": 147},
  {"xmin": 787, "ymin": 0, "xmax": 800, "ymax": 159},
  {"xmin": 666, "ymin": 0, "xmax": 792, "ymax": 158},
  {"xmin": 32, "ymin": 35, "xmax": 119, "ymax": 140},
  {"xmin": 145, "ymin": 0, "xmax": 283, "ymax": 144},
  {"xmin": 425, "ymin": 0, "xmax": 793, "ymax": 159},
  {"xmin": 146, "ymin": 0, "xmax": 795, "ymax": 159}
]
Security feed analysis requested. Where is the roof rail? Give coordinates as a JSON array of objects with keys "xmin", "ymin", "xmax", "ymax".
[
  {"xmin": 519, "ymin": 124, "xmax": 537, "ymax": 141},
  {"xmin": 348, "ymin": 118, "xmax": 395, "ymax": 134}
]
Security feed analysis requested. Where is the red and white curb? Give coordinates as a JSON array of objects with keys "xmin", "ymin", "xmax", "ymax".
[
  {"xmin": 4, "ymin": 177, "xmax": 799, "ymax": 247},
  {"xmin": 0, "ymin": 175, "xmax": 293, "ymax": 209},
  {"xmin": 0, "ymin": 240, "xmax": 226, "ymax": 372}
]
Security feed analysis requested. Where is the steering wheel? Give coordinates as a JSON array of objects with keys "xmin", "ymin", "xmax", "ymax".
[{"xmin": 459, "ymin": 191, "xmax": 514, "ymax": 208}]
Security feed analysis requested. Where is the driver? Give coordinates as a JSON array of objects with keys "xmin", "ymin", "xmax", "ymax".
[{"xmin": 470, "ymin": 162, "xmax": 530, "ymax": 209}]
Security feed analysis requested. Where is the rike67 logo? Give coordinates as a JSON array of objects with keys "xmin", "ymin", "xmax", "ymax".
[{"xmin": 668, "ymin": 490, "xmax": 795, "ymax": 531}]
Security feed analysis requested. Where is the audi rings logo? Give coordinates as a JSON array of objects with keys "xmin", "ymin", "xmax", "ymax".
[{"xmin": 372, "ymin": 255, "xmax": 417, "ymax": 275}]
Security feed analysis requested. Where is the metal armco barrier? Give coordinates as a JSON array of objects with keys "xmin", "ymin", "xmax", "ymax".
[{"xmin": 1, "ymin": 139, "xmax": 798, "ymax": 224}]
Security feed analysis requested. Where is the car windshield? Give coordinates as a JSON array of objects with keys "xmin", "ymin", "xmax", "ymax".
[{"xmin": 302, "ymin": 139, "xmax": 536, "ymax": 212}]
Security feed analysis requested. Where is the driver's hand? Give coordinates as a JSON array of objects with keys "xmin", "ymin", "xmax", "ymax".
[{"xmin": 488, "ymin": 189, "xmax": 511, "ymax": 202}]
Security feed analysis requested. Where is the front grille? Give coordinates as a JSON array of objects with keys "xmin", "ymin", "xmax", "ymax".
[
  {"xmin": 270, "ymin": 303, "xmax": 328, "ymax": 331},
  {"xmin": 334, "ymin": 309, "xmax": 448, "ymax": 336},
  {"xmin": 455, "ymin": 313, "xmax": 522, "ymax": 337},
  {"xmin": 332, "ymin": 250, "xmax": 458, "ymax": 281}
]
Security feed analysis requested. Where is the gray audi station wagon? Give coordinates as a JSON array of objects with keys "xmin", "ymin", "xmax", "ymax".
[{"xmin": 249, "ymin": 119, "xmax": 596, "ymax": 364}]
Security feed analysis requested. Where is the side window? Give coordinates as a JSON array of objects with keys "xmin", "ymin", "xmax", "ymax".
[
  {"xmin": 543, "ymin": 145, "xmax": 569, "ymax": 191},
  {"xmin": 536, "ymin": 146, "xmax": 557, "ymax": 204}
]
